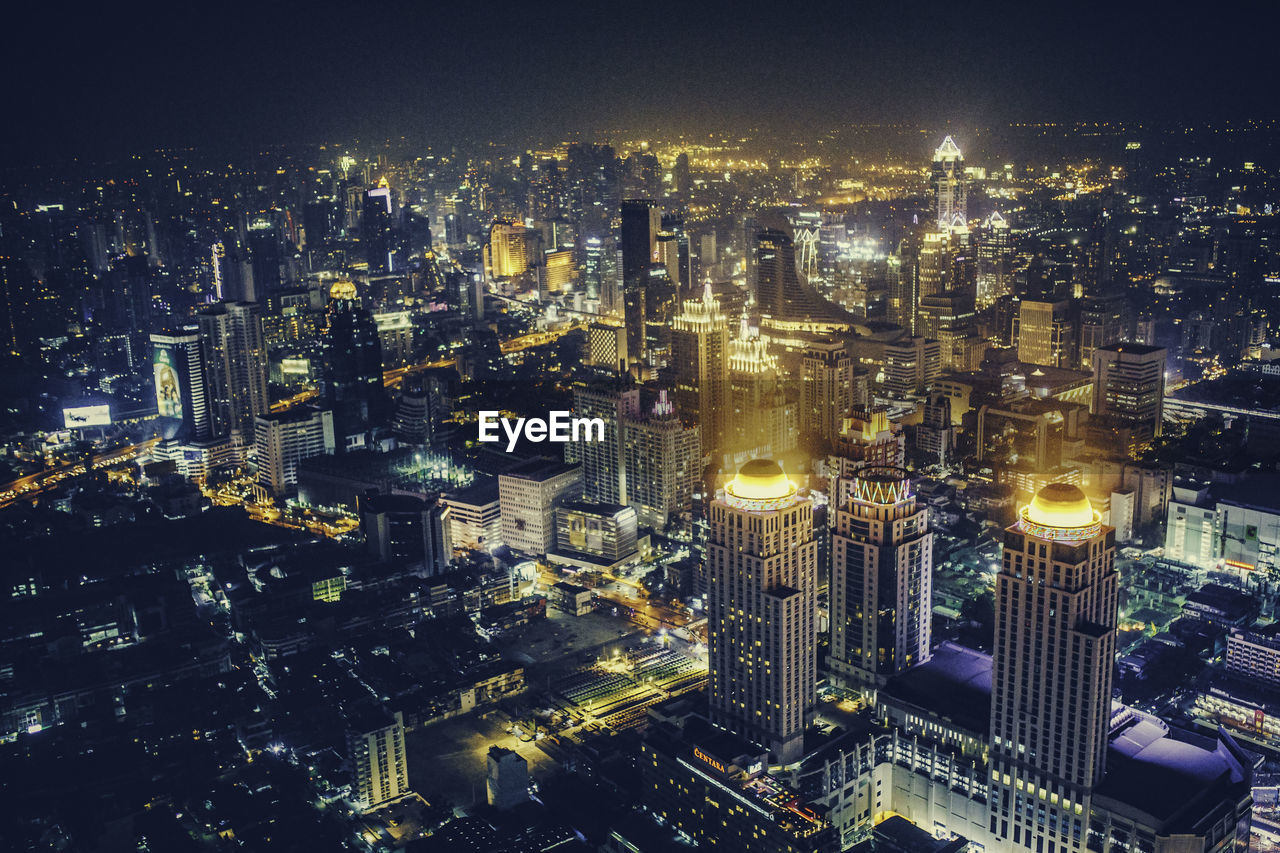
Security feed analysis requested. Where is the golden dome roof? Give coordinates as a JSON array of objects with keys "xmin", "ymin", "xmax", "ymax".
[
  {"xmin": 726, "ymin": 459, "xmax": 796, "ymax": 501},
  {"xmin": 329, "ymin": 280, "xmax": 358, "ymax": 300},
  {"xmin": 1025, "ymin": 483, "xmax": 1095, "ymax": 528}
]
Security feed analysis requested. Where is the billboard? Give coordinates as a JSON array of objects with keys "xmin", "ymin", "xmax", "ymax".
[
  {"xmin": 154, "ymin": 347, "xmax": 183, "ymax": 419},
  {"xmin": 63, "ymin": 405, "xmax": 111, "ymax": 429}
]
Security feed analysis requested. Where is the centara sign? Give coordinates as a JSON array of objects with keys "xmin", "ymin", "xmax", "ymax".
[
  {"xmin": 693, "ymin": 746, "xmax": 726, "ymax": 773},
  {"xmin": 478, "ymin": 411, "xmax": 605, "ymax": 452}
]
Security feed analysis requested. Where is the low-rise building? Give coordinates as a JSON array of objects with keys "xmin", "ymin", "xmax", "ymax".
[{"xmin": 548, "ymin": 581, "xmax": 592, "ymax": 616}]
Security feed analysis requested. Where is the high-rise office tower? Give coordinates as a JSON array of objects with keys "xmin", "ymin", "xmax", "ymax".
[
  {"xmin": 498, "ymin": 458, "xmax": 583, "ymax": 556},
  {"xmin": 727, "ymin": 330, "xmax": 796, "ymax": 462},
  {"xmin": 486, "ymin": 220, "xmax": 531, "ymax": 279},
  {"xmin": 671, "ymin": 284, "xmax": 730, "ymax": 456},
  {"xmin": 708, "ymin": 459, "xmax": 817, "ymax": 764},
  {"xmin": 916, "ymin": 230, "xmax": 951, "ymax": 301},
  {"xmin": 621, "ymin": 200, "xmax": 662, "ymax": 369},
  {"xmin": 916, "ymin": 392, "xmax": 955, "ymax": 466},
  {"xmin": 801, "ymin": 339, "xmax": 853, "ymax": 443},
  {"xmin": 254, "ymin": 405, "xmax": 335, "ymax": 496},
  {"xmin": 660, "ymin": 211, "xmax": 692, "ymax": 294},
  {"xmin": 247, "ymin": 218, "xmax": 282, "ymax": 295},
  {"xmin": 391, "ymin": 372, "xmax": 446, "ymax": 446},
  {"xmin": 198, "ymin": 300, "xmax": 269, "ymax": 443},
  {"xmin": 1091, "ymin": 343, "xmax": 1166, "ymax": 439},
  {"xmin": 1018, "ymin": 299, "xmax": 1074, "ymax": 367},
  {"xmin": 566, "ymin": 380, "xmax": 640, "ymax": 506},
  {"xmin": 930, "ymin": 136, "xmax": 967, "ymax": 226},
  {"xmin": 831, "ymin": 405, "xmax": 904, "ymax": 469},
  {"xmin": 880, "ymin": 337, "xmax": 942, "ymax": 400},
  {"xmin": 829, "ymin": 466, "xmax": 932, "ymax": 688},
  {"xmin": 363, "ymin": 183, "xmax": 395, "ymax": 273},
  {"xmin": 585, "ymin": 322, "xmax": 629, "ymax": 376},
  {"xmin": 150, "ymin": 324, "xmax": 212, "ymax": 441},
  {"xmin": 346, "ymin": 707, "xmax": 411, "ymax": 811},
  {"xmin": 621, "ymin": 199, "xmax": 662, "ymax": 284},
  {"xmin": 990, "ymin": 484, "xmax": 1116, "ymax": 851},
  {"xmin": 886, "ymin": 242, "xmax": 918, "ymax": 334},
  {"xmin": 976, "ymin": 211, "xmax": 1014, "ymax": 310},
  {"xmin": 358, "ymin": 493, "xmax": 449, "ymax": 575},
  {"xmin": 754, "ymin": 228, "xmax": 850, "ymax": 324},
  {"xmin": 622, "ymin": 391, "xmax": 701, "ymax": 530},
  {"xmin": 673, "ymin": 152, "xmax": 691, "ymax": 196},
  {"xmin": 1078, "ymin": 295, "xmax": 1131, "ymax": 372},
  {"xmin": 643, "ymin": 265, "xmax": 678, "ymax": 368},
  {"xmin": 582, "ymin": 236, "xmax": 621, "ymax": 314},
  {"xmin": 321, "ymin": 280, "xmax": 384, "ymax": 446}
]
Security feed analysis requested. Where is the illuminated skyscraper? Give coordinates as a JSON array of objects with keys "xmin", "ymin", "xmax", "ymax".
[
  {"xmin": 566, "ymin": 380, "xmax": 640, "ymax": 506},
  {"xmin": 486, "ymin": 220, "xmax": 531, "ymax": 279},
  {"xmin": 990, "ymin": 484, "xmax": 1116, "ymax": 851},
  {"xmin": 829, "ymin": 466, "xmax": 932, "ymax": 687},
  {"xmin": 930, "ymin": 136, "xmax": 967, "ymax": 226},
  {"xmin": 916, "ymin": 230, "xmax": 951, "ymax": 301},
  {"xmin": 347, "ymin": 707, "xmax": 411, "ymax": 811},
  {"xmin": 801, "ymin": 339, "xmax": 853, "ymax": 443},
  {"xmin": 150, "ymin": 324, "xmax": 212, "ymax": 440},
  {"xmin": 829, "ymin": 407, "xmax": 905, "ymax": 500},
  {"xmin": 1018, "ymin": 299, "xmax": 1074, "ymax": 367},
  {"xmin": 886, "ymin": 241, "xmax": 918, "ymax": 333},
  {"xmin": 1078, "ymin": 294, "xmax": 1129, "ymax": 371},
  {"xmin": 728, "ymin": 329, "xmax": 796, "ymax": 462},
  {"xmin": 1091, "ymin": 343, "xmax": 1166, "ymax": 440},
  {"xmin": 198, "ymin": 300, "xmax": 269, "ymax": 443},
  {"xmin": 976, "ymin": 211, "xmax": 1014, "ymax": 309},
  {"xmin": 582, "ymin": 236, "xmax": 621, "ymax": 314},
  {"xmin": 321, "ymin": 280, "xmax": 384, "ymax": 447},
  {"xmin": 255, "ymin": 405, "xmax": 335, "ymax": 496},
  {"xmin": 623, "ymin": 391, "xmax": 701, "ymax": 530},
  {"xmin": 708, "ymin": 459, "xmax": 817, "ymax": 764},
  {"xmin": 585, "ymin": 322, "xmax": 628, "ymax": 376},
  {"xmin": 671, "ymin": 284, "xmax": 729, "ymax": 455}
]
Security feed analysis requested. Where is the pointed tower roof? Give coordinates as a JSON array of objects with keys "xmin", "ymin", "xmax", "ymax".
[{"xmin": 934, "ymin": 135, "xmax": 963, "ymax": 161}]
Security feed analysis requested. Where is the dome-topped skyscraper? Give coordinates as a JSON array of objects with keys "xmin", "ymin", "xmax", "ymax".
[
  {"xmin": 708, "ymin": 458, "xmax": 816, "ymax": 764},
  {"xmin": 992, "ymin": 482, "xmax": 1116, "ymax": 849}
]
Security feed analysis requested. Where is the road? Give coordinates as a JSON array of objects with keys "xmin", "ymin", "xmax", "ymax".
[{"xmin": 0, "ymin": 437, "xmax": 160, "ymax": 509}]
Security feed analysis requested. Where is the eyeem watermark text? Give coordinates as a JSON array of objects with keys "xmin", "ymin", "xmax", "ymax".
[{"xmin": 478, "ymin": 411, "xmax": 605, "ymax": 452}]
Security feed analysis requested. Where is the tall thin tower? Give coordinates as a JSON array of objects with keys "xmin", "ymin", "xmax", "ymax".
[
  {"xmin": 671, "ymin": 284, "xmax": 729, "ymax": 456},
  {"xmin": 708, "ymin": 459, "xmax": 817, "ymax": 764},
  {"xmin": 990, "ymin": 483, "xmax": 1117, "ymax": 851},
  {"xmin": 931, "ymin": 136, "xmax": 967, "ymax": 227},
  {"xmin": 829, "ymin": 467, "xmax": 932, "ymax": 688}
]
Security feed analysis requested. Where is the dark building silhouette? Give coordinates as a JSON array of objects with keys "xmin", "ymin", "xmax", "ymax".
[
  {"xmin": 754, "ymin": 229, "xmax": 853, "ymax": 324},
  {"xmin": 321, "ymin": 280, "xmax": 384, "ymax": 446}
]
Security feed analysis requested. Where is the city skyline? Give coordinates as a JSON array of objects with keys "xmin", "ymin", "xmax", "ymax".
[{"xmin": 3, "ymin": 14, "xmax": 1280, "ymax": 849}]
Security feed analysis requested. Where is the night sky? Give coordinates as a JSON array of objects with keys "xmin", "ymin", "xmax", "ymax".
[{"xmin": 4, "ymin": 0, "xmax": 1278, "ymax": 162}]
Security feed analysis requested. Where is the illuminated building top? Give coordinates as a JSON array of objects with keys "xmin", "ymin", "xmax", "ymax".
[
  {"xmin": 724, "ymin": 458, "xmax": 799, "ymax": 511},
  {"xmin": 1018, "ymin": 482, "xmax": 1103, "ymax": 541},
  {"xmin": 672, "ymin": 285, "xmax": 726, "ymax": 331},
  {"xmin": 729, "ymin": 332, "xmax": 776, "ymax": 374},
  {"xmin": 851, "ymin": 466, "xmax": 912, "ymax": 506},
  {"xmin": 330, "ymin": 279, "xmax": 359, "ymax": 301},
  {"xmin": 934, "ymin": 135, "xmax": 963, "ymax": 162}
]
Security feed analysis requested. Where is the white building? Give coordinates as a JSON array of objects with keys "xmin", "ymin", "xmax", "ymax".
[
  {"xmin": 254, "ymin": 406, "xmax": 335, "ymax": 496},
  {"xmin": 497, "ymin": 458, "xmax": 581, "ymax": 556}
]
